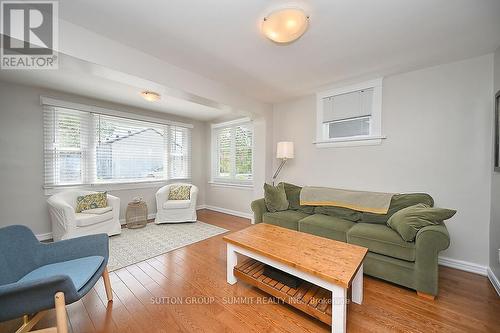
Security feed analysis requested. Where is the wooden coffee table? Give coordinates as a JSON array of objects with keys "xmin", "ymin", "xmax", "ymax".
[{"xmin": 223, "ymin": 223, "xmax": 367, "ymax": 333}]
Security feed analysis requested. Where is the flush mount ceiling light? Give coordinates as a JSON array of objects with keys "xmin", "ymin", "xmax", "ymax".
[
  {"xmin": 261, "ymin": 8, "xmax": 309, "ymax": 44},
  {"xmin": 140, "ymin": 91, "xmax": 161, "ymax": 102}
]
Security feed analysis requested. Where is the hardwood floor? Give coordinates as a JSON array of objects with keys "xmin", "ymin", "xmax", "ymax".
[{"xmin": 2, "ymin": 209, "xmax": 500, "ymax": 332}]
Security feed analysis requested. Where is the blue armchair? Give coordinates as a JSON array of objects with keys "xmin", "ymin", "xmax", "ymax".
[{"xmin": 0, "ymin": 225, "xmax": 113, "ymax": 333}]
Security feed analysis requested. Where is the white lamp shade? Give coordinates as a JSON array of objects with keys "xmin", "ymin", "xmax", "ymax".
[{"xmin": 276, "ymin": 141, "xmax": 294, "ymax": 159}]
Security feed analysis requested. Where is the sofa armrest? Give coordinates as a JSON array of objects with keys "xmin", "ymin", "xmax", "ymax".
[
  {"xmin": 251, "ymin": 198, "xmax": 268, "ymax": 224},
  {"xmin": 414, "ymin": 223, "xmax": 450, "ymax": 295},
  {"xmin": 415, "ymin": 223, "xmax": 450, "ymax": 254},
  {"xmin": 156, "ymin": 184, "xmax": 171, "ymax": 211},
  {"xmin": 37, "ymin": 233, "xmax": 109, "ymax": 266},
  {"xmin": 47, "ymin": 197, "xmax": 76, "ymax": 228},
  {"xmin": 189, "ymin": 185, "xmax": 199, "ymax": 208},
  {"xmin": 107, "ymin": 194, "xmax": 121, "ymax": 221}
]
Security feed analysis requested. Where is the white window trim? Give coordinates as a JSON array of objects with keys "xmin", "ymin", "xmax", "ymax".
[
  {"xmin": 40, "ymin": 96, "xmax": 194, "ymax": 128},
  {"xmin": 42, "ymin": 96, "xmax": 193, "ymax": 190},
  {"xmin": 42, "ymin": 178, "xmax": 191, "ymax": 196},
  {"xmin": 207, "ymin": 181, "xmax": 254, "ymax": 190},
  {"xmin": 315, "ymin": 78, "xmax": 386, "ymax": 148},
  {"xmin": 210, "ymin": 117, "xmax": 254, "ymax": 186}
]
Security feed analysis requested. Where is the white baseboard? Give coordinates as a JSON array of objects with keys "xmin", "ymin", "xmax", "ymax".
[
  {"xmin": 487, "ymin": 268, "xmax": 500, "ymax": 296},
  {"xmin": 197, "ymin": 204, "xmax": 253, "ymax": 220},
  {"xmin": 120, "ymin": 212, "xmax": 157, "ymax": 225},
  {"xmin": 36, "ymin": 232, "xmax": 53, "ymax": 241},
  {"xmin": 438, "ymin": 256, "xmax": 488, "ymax": 276}
]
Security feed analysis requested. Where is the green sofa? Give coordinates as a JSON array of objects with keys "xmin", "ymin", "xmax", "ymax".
[{"xmin": 251, "ymin": 183, "xmax": 451, "ymax": 297}]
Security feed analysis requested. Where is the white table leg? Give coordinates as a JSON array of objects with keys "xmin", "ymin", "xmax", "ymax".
[
  {"xmin": 330, "ymin": 284, "xmax": 347, "ymax": 333},
  {"xmin": 226, "ymin": 243, "xmax": 237, "ymax": 285},
  {"xmin": 351, "ymin": 264, "xmax": 363, "ymax": 304}
]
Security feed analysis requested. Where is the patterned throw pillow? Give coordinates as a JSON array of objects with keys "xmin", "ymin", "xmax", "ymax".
[
  {"xmin": 76, "ymin": 192, "xmax": 108, "ymax": 213},
  {"xmin": 168, "ymin": 185, "xmax": 191, "ymax": 200}
]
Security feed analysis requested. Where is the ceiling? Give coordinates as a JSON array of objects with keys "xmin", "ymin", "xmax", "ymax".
[
  {"xmin": 0, "ymin": 54, "xmax": 231, "ymax": 121},
  {"xmin": 58, "ymin": 0, "xmax": 500, "ymax": 103}
]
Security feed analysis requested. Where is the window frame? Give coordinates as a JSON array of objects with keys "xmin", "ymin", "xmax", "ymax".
[
  {"xmin": 211, "ymin": 118, "xmax": 254, "ymax": 186},
  {"xmin": 42, "ymin": 97, "xmax": 193, "ymax": 193},
  {"xmin": 315, "ymin": 78, "xmax": 385, "ymax": 148}
]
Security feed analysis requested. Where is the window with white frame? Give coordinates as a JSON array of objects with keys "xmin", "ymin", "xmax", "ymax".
[
  {"xmin": 43, "ymin": 103, "xmax": 191, "ymax": 187},
  {"xmin": 211, "ymin": 119, "xmax": 253, "ymax": 184},
  {"xmin": 316, "ymin": 78, "xmax": 384, "ymax": 147}
]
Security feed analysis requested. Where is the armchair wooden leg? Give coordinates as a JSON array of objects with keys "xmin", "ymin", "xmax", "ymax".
[
  {"xmin": 102, "ymin": 266, "xmax": 113, "ymax": 302},
  {"xmin": 16, "ymin": 311, "xmax": 47, "ymax": 333},
  {"xmin": 15, "ymin": 293, "xmax": 67, "ymax": 333},
  {"xmin": 54, "ymin": 292, "xmax": 68, "ymax": 333}
]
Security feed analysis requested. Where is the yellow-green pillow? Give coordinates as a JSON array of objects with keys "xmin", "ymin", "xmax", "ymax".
[
  {"xmin": 387, "ymin": 203, "xmax": 456, "ymax": 242},
  {"xmin": 76, "ymin": 192, "xmax": 108, "ymax": 213},
  {"xmin": 168, "ymin": 185, "xmax": 191, "ymax": 200}
]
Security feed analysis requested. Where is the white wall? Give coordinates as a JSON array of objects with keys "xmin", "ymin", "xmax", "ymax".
[
  {"xmin": 490, "ymin": 47, "xmax": 500, "ymax": 280},
  {"xmin": 0, "ymin": 80, "xmax": 207, "ymax": 237},
  {"xmin": 273, "ymin": 55, "xmax": 494, "ymax": 267}
]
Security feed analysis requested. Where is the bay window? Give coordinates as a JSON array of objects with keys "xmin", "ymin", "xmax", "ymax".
[{"xmin": 43, "ymin": 101, "xmax": 191, "ymax": 187}]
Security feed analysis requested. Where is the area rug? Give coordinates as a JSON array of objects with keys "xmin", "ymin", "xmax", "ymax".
[{"xmin": 107, "ymin": 221, "xmax": 228, "ymax": 271}]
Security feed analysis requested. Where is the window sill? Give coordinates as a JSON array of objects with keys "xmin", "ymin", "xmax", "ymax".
[
  {"xmin": 314, "ymin": 135, "xmax": 386, "ymax": 148},
  {"xmin": 208, "ymin": 181, "xmax": 254, "ymax": 190},
  {"xmin": 43, "ymin": 179, "xmax": 190, "ymax": 196}
]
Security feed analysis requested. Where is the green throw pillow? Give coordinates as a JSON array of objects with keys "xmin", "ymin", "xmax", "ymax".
[
  {"xmin": 264, "ymin": 183, "xmax": 289, "ymax": 213},
  {"xmin": 387, "ymin": 203, "xmax": 456, "ymax": 242},
  {"xmin": 168, "ymin": 185, "xmax": 191, "ymax": 200},
  {"xmin": 76, "ymin": 192, "xmax": 107, "ymax": 213},
  {"xmin": 314, "ymin": 206, "xmax": 362, "ymax": 222},
  {"xmin": 280, "ymin": 182, "xmax": 314, "ymax": 214}
]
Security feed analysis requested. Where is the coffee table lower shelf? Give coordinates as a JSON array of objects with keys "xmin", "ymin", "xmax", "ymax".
[{"xmin": 234, "ymin": 258, "xmax": 333, "ymax": 326}]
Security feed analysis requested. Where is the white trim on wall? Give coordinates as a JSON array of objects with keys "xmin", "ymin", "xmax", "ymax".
[
  {"xmin": 487, "ymin": 268, "xmax": 500, "ymax": 296},
  {"xmin": 438, "ymin": 256, "xmax": 488, "ymax": 276},
  {"xmin": 197, "ymin": 204, "xmax": 253, "ymax": 220}
]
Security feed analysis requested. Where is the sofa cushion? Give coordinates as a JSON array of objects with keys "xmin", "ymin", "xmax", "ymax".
[
  {"xmin": 281, "ymin": 182, "xmax": 314, "ymax": 214},
  {"xmin": 263, "ymin": 210, "xmax": 310, "ymax": 230},
  {"xmin": 75, "ymin": 211, "xmax": 114, "ymax": 227},
  {"xmin": 360, "ymin": 193, "xmax": 434, "ymax": 224},
  {"xmin": 18, "ymin": 256, "xmax": 104, "ymax": 291},
  {"xmin": 163, "ymin": 200, "xmax": 191, "ymax": 209},
  {"xmin": 298, "ymin": 214, "xmax": 355, "ymax": 242},
  {"xmin": 313, "ymin": 206, "xmax": 362, "ymax": 222},
  {"xmin": 81, "ymin": 206, "xmax": 113, "ymax": 215},
  {"xmin": 347, "ymin": 223, "xmax": 416, "ymax": 262},
  {"xmin": 387, "ymin": 203, "xmax": 456, "ymax": 241}
]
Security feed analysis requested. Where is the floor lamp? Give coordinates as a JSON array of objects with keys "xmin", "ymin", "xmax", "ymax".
[{"xmin": 272, "ymin": 141, "xmax": 294, "ymax": 185}]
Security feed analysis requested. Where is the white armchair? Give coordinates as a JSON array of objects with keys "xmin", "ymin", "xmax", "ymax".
[
  {"xmin": 47, "ymin": 190, "xmax": 121, "ymax": 241},
  {"xmin": 155, "ymin": 183, "xmax": 198, "ymax": 224}
]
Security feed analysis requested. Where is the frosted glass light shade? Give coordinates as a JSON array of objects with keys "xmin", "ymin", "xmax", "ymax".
[
  {"xmin": 262, "ymin": 8, "xmax": 309, "ymax": 44},
  {"xmin": 277, "ymin": 141, "xmax": 294, "ymax": 159},
  {"xmin": 141, "ymin": 91, "xmax": 161, "ymax": 102}
]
